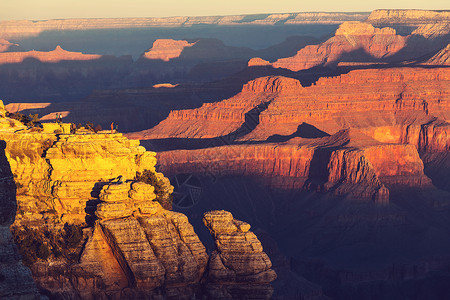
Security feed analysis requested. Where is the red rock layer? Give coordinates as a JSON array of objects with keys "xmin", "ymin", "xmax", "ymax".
[
  {"xmin": 136, "ymin": 68, "xmax": 450, "ymax": 144},
  {"xmin": 272, "ymin": 22, "xmax": 407, "ymax": 71},
  {"xmin": 0, "ymin": 45, "xmax": 101, "ymax": 64},
  {"xmin": 156, "ymin": 129, "xmax": 431, "ymax": 201},
  {"xmin": 137, "ymin": 76, "xmax": 302, "ymax": 139},
  {"xmin": 245, "ymin": 69, "xmax": 450, "ymax": 141}
]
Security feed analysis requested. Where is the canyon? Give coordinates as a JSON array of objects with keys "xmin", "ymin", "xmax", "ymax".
[{"xmin": 1, "ymin": 8, "xmax": 450, "ymax": 299}]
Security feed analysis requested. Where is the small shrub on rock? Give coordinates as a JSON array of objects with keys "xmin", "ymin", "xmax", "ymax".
[{"xmin": 135, "ymin": 170, "xmax": 173, "ymax": 210}]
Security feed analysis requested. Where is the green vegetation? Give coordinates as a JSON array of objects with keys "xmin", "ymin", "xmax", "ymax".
[
  {"xmin": 6, "ymin": 112, "xmax": 41, "ymax": 128},
  {"xmin": 12, "ymin": 223, "xmax": 84, "ymax": 266},
  {"xmin": 72, "ymin": 122, "xmax": 103, "ymax": 133},
  {"xmin": 135, "ymin": 169, "xmax": 173, "ymax": 210}
]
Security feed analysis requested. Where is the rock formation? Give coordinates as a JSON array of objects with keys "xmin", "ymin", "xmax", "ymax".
[
  {"xmin": 0, "ymin": 104, "xmax": 275, "ymax": 298},
  {"xmin": 143, "ymin": 39, "xmax": 197, "ymax": 62},
  {"xmin": 0, "ymin": 45, "xmax": 102, "ymax": 64},
  {"xmin": 156, "ymin": 127, "xmax": 433, "ymax": 203},
  {"xmin": 203, "ymin": 210, "xmax": 276, "ymax": 299},
  {"xmin": 2, "ymin": 128, "xmax": 167, "ymax": 224},
  {"xmin": 132, "ymin": 76, "xmax": 302, "ymax": 139},
  {"xmin": 134, "ymin": 68, "xmax": 450, "ymax": 142},
  {"xmin": 136, "ymin": 67, "xmax": 449, "ymax": 203},
  {"xmin": 272, "ymin": 21, "xmax": 407, "ymax": 71},
  {"xmin": 71, "ymin": 181, "xmax": 208, "ymax": 299}
]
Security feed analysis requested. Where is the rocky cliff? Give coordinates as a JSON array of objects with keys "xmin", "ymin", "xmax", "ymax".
[
  {"xmin": 156, "ymin": 128, "xmax": 433, "ymax": 204},
  {"xmin": 0, "ymin": 107, "xmax": 275, "ymax": 298},
  {"xmin": 134, "ymin": 76, "xmax": 301, "ymax": 139},
  {"xmin": 273, "ymin": 21, "xmax": 407, "ymax": 71},
  {"xmin": 135, "ymin": 68, "xmax": 450, "ymax": 143},
  {"xmin": 135, "ymin": 67, "xmax": 450, "ymax": 204},
  {"xmin": 69, "ymin": 181, "xmax": 208, "ymax": 299}
]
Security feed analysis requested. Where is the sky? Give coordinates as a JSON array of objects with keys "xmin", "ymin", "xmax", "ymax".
[{"xmin": 1, "ymin": 0, "xmax": 449, "ymax": 21}]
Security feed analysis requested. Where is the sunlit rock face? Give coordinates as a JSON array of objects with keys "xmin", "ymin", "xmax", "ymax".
[
  {"xmin": 1, "ymin": 130, "xmax": 166, "ymax": 224},
  {"xmin": 71, "ymin": 181, "xmax": 208, "ymax": 298},
  {"xmin": 143, "ymin": 39, "xmax": 197, "ymax": 62},
  {"xmin": 133, "ymin": 68, "xmax": 450, "ymax": 142}
]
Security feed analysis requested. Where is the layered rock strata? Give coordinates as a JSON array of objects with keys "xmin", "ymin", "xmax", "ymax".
[
  {"xmin": 273, "ymin": 21, "xmax": 407, "ymax": 71},
  {"xmin": 0, "ymin": 13, "xmax": 369, "ymax": 39},
  {"xmin": 1, "ymin": 128, "xmax": 167, "ymax": 224},
  {"xmin": 203, "ymin": 210, "xmax": 277, "ymax": 299},
  {"xmin": 132, "ymin": 76, "xmax": 302, "ymax": 139},
  {"xmin": 135, "ymin": 69, "xmax": 450, "ymax": 143},
  {"xmin": 71, "ymin": 181, "xmax": 208, "ymax": 298},
  {"xmin": 156, "ymin": 129, "xmax": 432, "ymax": 204}
]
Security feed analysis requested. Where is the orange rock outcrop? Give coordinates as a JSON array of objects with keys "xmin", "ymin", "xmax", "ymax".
[
  {"xmin": 133, "ymin": 76, "xmax": 303, "ymax": 139},
  {"xmin": 143, "ymin": 39, "xmax": 197, "ymax": 62},
  {"xmin": 72, "ymin": 181, "xmax": 208, "ymax": 297}
]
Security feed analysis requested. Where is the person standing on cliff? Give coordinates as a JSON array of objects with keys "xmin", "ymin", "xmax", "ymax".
[
  {"xmin": 111, "ymin": 122, "xmax": 114, "ymax": 133},
  {"xmin": 59, "ymin": 113, "xmax": 63, "ymax": 123},
  {"xmin": 55, "ymin": 113, "xmax": 59, "ymax": 123}
]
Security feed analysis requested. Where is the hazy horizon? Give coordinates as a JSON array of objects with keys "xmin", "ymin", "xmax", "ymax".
[{"xmin": 2, "ymin": 0, "xmax": 449, "ymax": 21}]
